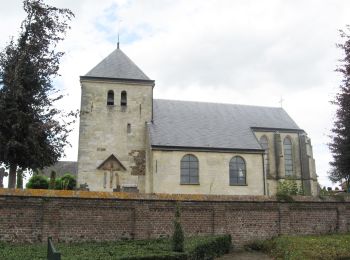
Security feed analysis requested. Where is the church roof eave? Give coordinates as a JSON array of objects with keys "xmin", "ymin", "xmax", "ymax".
[
  {"xmin": 80, "ymin": 75, "xmax": 155, "ymax": 86},
  {"xmin": 151, "ymin": 144, "xmax": 264, "ymax": 153}
]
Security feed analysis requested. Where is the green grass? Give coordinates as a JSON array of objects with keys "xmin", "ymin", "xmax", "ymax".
[
  {"xmin": 249, "ymin": 233, "xmax": 350, "ymax": 260},
  {"xmin": 0, "ymin": 235, "xmax": 231, "ymax": 260}
]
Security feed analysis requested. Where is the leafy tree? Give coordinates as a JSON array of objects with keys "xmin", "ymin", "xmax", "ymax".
[
  {"xmin": 329, "ymin": 26, "xmax": 350, "ymax": 192},
  {"xmin": 172, "ymin": 203, "xmax": 184, "ymax": 252},
  {"xmin": 0, "ymin": 0, "xmax": 75, "ymax": 188}
]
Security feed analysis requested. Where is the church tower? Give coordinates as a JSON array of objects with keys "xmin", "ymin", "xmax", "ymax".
[{"xmin": 77, "ymin": 47, "xmax": 154, "ymax": 192}]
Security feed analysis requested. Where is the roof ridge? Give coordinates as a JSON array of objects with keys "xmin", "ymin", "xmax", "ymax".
[{"xmin": 154, "ymin": 98, "xmax": 283, "ymax": 110}]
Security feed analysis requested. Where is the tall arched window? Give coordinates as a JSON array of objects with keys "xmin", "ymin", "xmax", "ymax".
[
  {"xmin": 229, "ymin": 156, "xmax": 246, "ymax": 185},
  {"xmin": 283, "ymin": 137, "xmax": 293, "ymax": 176},
  {"xmin": 259, "ymin": 135, "xmax": 270, "ymax": 175},
  {"xmin": 180, "ymin": 154, "xmax": 199, "ymax": 184},
  {"xmin": 121, "ymin": 91, "xmax": 127, "ymax": 107},
  {"xmin": 107, "ymin": 90, "xmax": 114, "ymax": 106}
]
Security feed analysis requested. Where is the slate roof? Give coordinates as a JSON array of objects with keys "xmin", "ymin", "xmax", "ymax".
[
  {"xmin": 84, "ymin": 48, "xmax": 151, "ymax": 81},
  {"xmin": 149, "ymin": 99, "xmax": 301, "ymax": 151}
]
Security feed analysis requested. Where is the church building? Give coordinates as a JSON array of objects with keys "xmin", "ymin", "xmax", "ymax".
[{"xmin": 77, "ymin": 46, "xmax": 319, "ymax": 196}]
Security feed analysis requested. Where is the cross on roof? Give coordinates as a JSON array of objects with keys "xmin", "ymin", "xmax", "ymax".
[{"xmin": 279, "ymin": 96, "xmax": 285, "ymax": 108}]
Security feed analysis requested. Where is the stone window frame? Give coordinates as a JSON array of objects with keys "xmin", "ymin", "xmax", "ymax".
[
  {"xmin": 229, "ymin": 156, "xmax": 247, "ymax": 186},
  {"xmin": 107, "ymin": 90, "xmax": 114, "ymax": 106},
  {"xmin": 121, "ymin": 90, "xmax": 127, "ymax": 107},
  {"xmin": 180, "ymin": 154, "xmax": 199, "ymax": 185},
  {"xmin": 259, "ymin": 135, "xmax": 270, "ymax": 176},
  {"xmin": 283, "ymin": 136, "xmax": 294, "ymax": 176}
]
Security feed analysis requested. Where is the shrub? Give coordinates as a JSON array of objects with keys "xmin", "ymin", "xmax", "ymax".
[
  {"xmin": 245, "ymin": 240, "xmax": 266, "ymax": 251},
  {"xmin": 54, "ymin": 178, "xmax": 62, "ymax": 190},
  {"xmin": 26, "ymin": 175, "xmax": 49, "ymax": 189},
  {"xmin": 277, "ymin": 178, "xmax": 304, "ymax": 196},
  {"xmin": 54, "ymin": 173, "xmax": 76, "ymax": 190},
  {"xmin": 172, "ymin": 203, "xmax": 184, "ymax": 252},
  {"xmin": 188, "ymin": 235, "xmax": 231, "ymax": 259},
  {"xmin": 320, "ymin": 187, "xmax": 332, "ymax": 196}
]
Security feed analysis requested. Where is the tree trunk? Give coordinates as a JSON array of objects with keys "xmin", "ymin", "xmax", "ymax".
[
  {"xmin": 8, "ymin": 164, "xmax": 17, "ymax": 188},
  {"xmin": 16, "ymin": 170, "xmax": 23, "ymax": 189}
]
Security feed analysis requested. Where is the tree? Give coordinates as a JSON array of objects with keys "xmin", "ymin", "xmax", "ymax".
[
  {"xmin": 172, "ymin": 203, "xmax": 184, "ymax": 252},
  {"xmin": 0, "ymin": 0, "xmax": 75, "ymax": 188},
  {"xmin": 329, "ymin": 26, "xmax": 350, "ymax": 192}
]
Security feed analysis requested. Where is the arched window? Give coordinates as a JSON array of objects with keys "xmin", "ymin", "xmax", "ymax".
[
  {"xmin": 121, "ymin": 91, "xmax": 127, "ymax": 107},
  {"xmin": 127, "ymin": 123, "xmax": 131, "ymax": 134},
  {"xmin": 180, "ymin": 154, "xmax": 199, "ymax": 184},
  {"xmin": 107, "ymin": 90, "xmax": 114, "ymax": 106},
  {"xmin": 259, "ymin": 135, "xmax": 270, "ymax": 175},
  {"xmin": 283, "ymin": 137, "xmax": 293, "ymax": 176},
  {"xmin": 229, "ymin": 156, "xmax": 246, "ymax": 185}
]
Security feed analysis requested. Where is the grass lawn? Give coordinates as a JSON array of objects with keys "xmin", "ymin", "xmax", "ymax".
[
  {"xmin": 0, "ymin": 235, "xmax": 230, "ymax": 260},
  {"xmin": 252, "ymin": 233, "xmax": 350, "ymax": 260}
]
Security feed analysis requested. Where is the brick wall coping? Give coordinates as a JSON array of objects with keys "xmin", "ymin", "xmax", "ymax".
[{"xmin": 0, "ymin": 188, "xmax": 349, "ymax": 202}]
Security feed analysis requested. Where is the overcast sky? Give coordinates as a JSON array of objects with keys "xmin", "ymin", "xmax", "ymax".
[{"xmin": 1, "ymin": 0, "xmax": 350, "ymax": 188}]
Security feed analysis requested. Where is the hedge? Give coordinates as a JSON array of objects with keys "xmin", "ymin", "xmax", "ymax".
[
  {"xmin": 188, "ymin": 235, "xmax": 231, "ymax": 259},
  {"xmin": 247, "ymin": 234, "xmax": 350, "ymax": 260},
  {"xmin": 0, "ymin": 235, "xmax": 231, "ymax": 260},
  {"xmin": 120, "ymin": 235, "xmax": 232, "ymax": 260}
]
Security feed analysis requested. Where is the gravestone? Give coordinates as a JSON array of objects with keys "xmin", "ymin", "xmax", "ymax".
[{"xmin": 0, "ymin": 167, "xmax": 8, "ymax": 188}]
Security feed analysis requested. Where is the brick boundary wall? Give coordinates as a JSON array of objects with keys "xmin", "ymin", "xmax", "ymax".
[{"xmin": 0, "ymin": 189, "xmax": 349, "ymax": 247}]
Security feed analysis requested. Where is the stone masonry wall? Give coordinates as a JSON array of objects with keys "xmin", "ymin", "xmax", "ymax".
[
  {"xmin": 0, "ymin": 189, "xmax": 349, "ymax": 247},
  {"xmin": 77, "ymin": 79, "xmax": 153, "ymax": 192}
]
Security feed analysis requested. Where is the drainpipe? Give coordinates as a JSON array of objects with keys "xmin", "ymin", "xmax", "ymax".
[
  {"xmin": 262, "ymin": 153, "xmax": 266, "ymax": 195},
  {"xmin": 298, "ymin": 132, "xmax": 305, "ymax": 193}
]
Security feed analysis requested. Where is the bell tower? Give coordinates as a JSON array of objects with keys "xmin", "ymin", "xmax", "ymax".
[{"xmin": 77, "ymin": 46, "xmax": 154, "ymax": 192}]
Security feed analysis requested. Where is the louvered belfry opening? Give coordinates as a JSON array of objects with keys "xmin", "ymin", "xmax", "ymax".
[
  {"xmin": 107, "ymin": 90, "xmax": 114, "ymax": 106},
  {"xmin": 121, "ymin": 91, "xmax": 127, "ymax": 107}
]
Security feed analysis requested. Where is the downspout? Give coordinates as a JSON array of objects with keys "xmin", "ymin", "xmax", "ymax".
[
  {"xmin": 262, "ymin": 153, "xmax": 266, "ymax": 195},
  {"xmin": 298, "ymin": 132, "xmax": 305, "ymax": 193},
  {"xmin": 151, "ymin": 83, "xmax": 154, "ymax": 122}
]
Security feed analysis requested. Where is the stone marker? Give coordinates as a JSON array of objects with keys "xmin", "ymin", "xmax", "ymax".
[{"xmin": 0, "ymin": 167, "xmax": 8, "ymax": 188}]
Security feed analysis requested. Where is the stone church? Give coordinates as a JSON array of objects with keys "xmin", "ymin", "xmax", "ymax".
[{"xmin": 77, "ymin": 46, "xmax": 318, "ymax": 196}]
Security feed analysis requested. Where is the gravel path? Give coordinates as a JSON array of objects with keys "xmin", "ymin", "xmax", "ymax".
[{"xmin": 216, "ymin": 251, "xmax": 272, "ymax": 260}]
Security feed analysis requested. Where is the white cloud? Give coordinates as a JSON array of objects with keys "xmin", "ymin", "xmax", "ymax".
[{"xmin": 1, "ymin": 0, "xmax": 350, "ymax": 188}]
